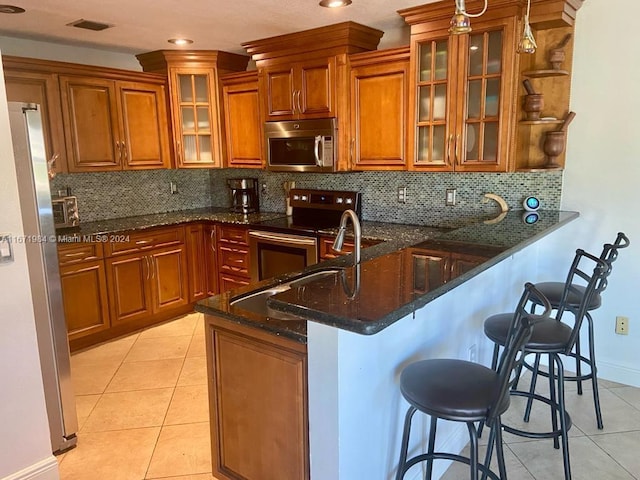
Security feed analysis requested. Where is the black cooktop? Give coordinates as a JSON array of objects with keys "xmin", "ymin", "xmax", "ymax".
[{"xmin": 253, "ymin": 188, "xmax": 361, "ymax": 235}]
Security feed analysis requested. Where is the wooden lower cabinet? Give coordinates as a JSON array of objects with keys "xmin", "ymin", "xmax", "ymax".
[
  {"xmin": 106, "ymin": 243, "xmax": 189, "ymax": 324},
  {"xmin": 60, "ymin": 259, "xmax": 110, "ymax": 341},
  {"xmin": 206, "ymin": 314, "xmax": 309, "ymax": 480}
]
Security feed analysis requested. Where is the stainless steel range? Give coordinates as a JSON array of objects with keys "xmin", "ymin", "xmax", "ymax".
[{"xmin": 248, "ymin": 188, "xmax": 361, "ymax": 282}]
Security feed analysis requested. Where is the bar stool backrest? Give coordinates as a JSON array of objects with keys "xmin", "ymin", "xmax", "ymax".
[
  {"xmin": 488, "ymin": 283, "xmax": 551, "ymax": 424},
  {"xmin": 557, "ymin": 249, "xmax": 610, "ymax": 354},
  {"xmin": 596, "ymin": 232, "xmax": 630, "ymax": 294}
]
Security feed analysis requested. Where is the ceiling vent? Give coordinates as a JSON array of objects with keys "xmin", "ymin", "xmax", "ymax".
[{"xmin": 67, "ymin": 19, "xmax": 112, "ymax": 31}]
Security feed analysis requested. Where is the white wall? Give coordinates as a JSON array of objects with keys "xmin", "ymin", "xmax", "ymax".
[
  {"xmin": 0, "ymin": 52, "xmax": 60, "ymax": 479},
  {"xmin": 535, "ymin": 0, "xmax": 640, "ymax": 386},
  {"xmin": 0, "ymin": 35, "xmax": 140, "ymax": 70}
]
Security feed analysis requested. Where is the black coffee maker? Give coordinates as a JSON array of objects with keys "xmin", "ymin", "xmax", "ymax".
[{"xmin": 227, "ymin": 178, "xmax": 259, "ymax": 214}]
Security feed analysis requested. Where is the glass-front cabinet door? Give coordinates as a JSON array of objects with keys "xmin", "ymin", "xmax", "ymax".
[
  {"xmin": 170, "ymin": 68, "xmax": 222, "ymax": 168},
  {"xmin": 409, "ymin": 17, "xmax": 517, "ymax": 172}
]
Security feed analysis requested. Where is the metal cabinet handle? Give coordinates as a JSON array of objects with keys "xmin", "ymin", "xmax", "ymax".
[
  {"xmin": 350, "ymin": 138, "xmax": 355, "ymax": 163},
  {"xmin": 292, "ymin": 90, "xmax": 297, "ymax": 114},
  {"xmin": 144, "ymin": 256, "xmax": 150, "ymax": 280},
  {"xmin": 115, "ymin": 141, "xmax": 121, "ymax": 161},
  {"xmin": 210, "ymin": 230, "xmax": 216, "ymax": 252},
  {"xmin": 176, "ymin": 140, "xmax": 182, "ymax": 165},
  {"xmin": 446, "ymin": 134, "xmax": 454, "ymax": 164},
  {"xmin": 151, "ymin": 256, "xmax": 157, "ymax": 280},
  {"xmin": 121, "ymin": 141, "xmax": 127, "ymax": 161},
  {"xmin": 455, "ymin": 134, "xmax": 461, "ymax": 164},
  {"xmin": 63, "ymin": 251, "xmax": 87, "ymax": 257},
  {"xmin": 296, "ymin": 90, "xmax": 302, "ymax": 114},
  {"xmin": 136, "ymin": 240, "xmax": 152, "ymax": 245}
]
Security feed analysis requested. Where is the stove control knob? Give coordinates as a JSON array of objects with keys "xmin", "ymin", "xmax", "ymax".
[
  {"xmin": 293, "ymin": 194, "xmax": 300, "ymax": 201},
  {"xmin": 346, "ymin": 198, "xmax": 353, "ymax": 205},
  {"xmin": 336, "ymin": 197, "xmax": 343, "ymax": 204},
  {"xmin": 301, "ymin": 195, "xmax": 308, "ymax": 201}
]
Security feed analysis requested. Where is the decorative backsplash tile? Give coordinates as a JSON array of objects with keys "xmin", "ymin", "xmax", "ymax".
[
  {"xmin": 210, "ymin": 169, "xmax": 563, "ymax": 228},
  {"xmin": 51, "ymin": 170, "xmax": 213, "ymax": 222},
  {"xmin": 51, "ymin": 168, "xmax": 563, "ymax": 228}
]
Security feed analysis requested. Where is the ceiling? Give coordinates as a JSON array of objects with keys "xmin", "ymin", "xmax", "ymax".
[{"xmin": 0, "ymin": 0, "xmax": 441, "ymax": 57}]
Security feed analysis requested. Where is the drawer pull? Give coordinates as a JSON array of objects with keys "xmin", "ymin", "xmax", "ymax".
[
  {"xmin": 135, "ymin": 240, "xmax": 152, "ymax": 245},
  {"xmin": 63, "ymin": 251, "xmax": 88, "ymax": 257}
]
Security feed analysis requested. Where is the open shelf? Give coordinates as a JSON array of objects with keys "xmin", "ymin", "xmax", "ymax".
[{"xmin": 522, "ymin": 69, "xmax": 570, "ymax": 78}]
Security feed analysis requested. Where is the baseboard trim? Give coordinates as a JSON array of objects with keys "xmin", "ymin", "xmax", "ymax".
[
  {"xmin": 597, "ymin": 360, "xmax": 640, "ymax": 388},
  {"xmin": 2, "ymin": 456, "xmax": 59, "ymax": 480}
]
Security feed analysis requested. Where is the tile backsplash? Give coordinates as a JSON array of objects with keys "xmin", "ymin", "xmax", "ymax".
[{"xmin": 51, "ymin": 168, "xmax": 563, "ymax": 228}]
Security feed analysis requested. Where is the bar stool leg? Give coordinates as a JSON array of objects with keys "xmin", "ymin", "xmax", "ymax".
[
  {"xmin": 553, "ymin": 353, "xmax": 572, "ymax": 480},
  {"xmin": 493, "ymin": 418, "xmax": 508, "ymax": 480},
  {"xmin": 523, "ymin": 353, "xmax": 542, "ymax": 422},
  {"xmin": 425, "ymin": 417, "xmax": 437, "ymax": 480},
  {"xmin": 480, "ymin": 422, "xmax": 497, "ymax": 480},
  {"xmin": 575, "ymin": 333, "xmax": 584, "ymax": 395},
  {"xmin": 586, "ymin": 312, "xmax": 604, "ymax": 429},
  {"xmin": 548, "ymin": 353, "xmax": 560, "ymax": 450},
  {"xmin": 467, "ymin": 422, "xmax": 479, "ymax": 480},
  {"xmin": 396, "ymin": 406, "xmax": 417, "ymax": 480}
]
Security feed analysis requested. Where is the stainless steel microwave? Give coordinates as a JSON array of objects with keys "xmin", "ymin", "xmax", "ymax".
[{"xmin": 264, "ymin": 118, "xmax": 337, "ymax": 173}]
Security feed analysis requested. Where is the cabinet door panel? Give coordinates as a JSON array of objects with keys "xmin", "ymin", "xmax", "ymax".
[
  {"xmin": 223, "ymin": 79, "xmax": 263, "ymax": 167},
  {"xmin": 151, "ymin": 245, "xmax": 190, "ymax": 313},
  {"xmin": 211, "ymin": 329, "xmax": 308, "ymax": 480},
  {"xmin": 4, "ymin": 70, "xmax": 68, "ymax": 174},
  {"xmin": 60, "ymin": 260, "xmax": 110, "ymax": 340},
  {"xmin": 264, "ymin": 68, "xmax": 295, "ymax": 118},
  {"xmin": 298, "ymin": 60, "xmax": 333, "ymax": 116},
  {"xmin": 106, "ymin": 254, "xmax": 152, "ymax": 324},
  {"xmin": 60, "ymin": 76, "xmax": 121, "ymax": 171},
  {"xmin": 186, "ymin": 224, "xmax": 208, "ymax": 302},
  {"xmin": 119, "ymin": 82, "xmax": 171, "ymax": 169},
  {"xmin": 351, "ymin": 60, "xmax": 408, "ymax": 169}
]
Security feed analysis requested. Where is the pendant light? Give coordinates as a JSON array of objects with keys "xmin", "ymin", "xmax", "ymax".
[
  {"xmin": 449, "ymin": 0, "xmax": 488, "ymax": 35},
  {"xmin": 518, "ymin": 0, "xmax": 537, "ymax": 53}
]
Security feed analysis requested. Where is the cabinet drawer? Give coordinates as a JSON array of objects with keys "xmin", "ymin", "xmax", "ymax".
[
  {"xmin": 219, "ymin": 274, "xmax": 250, "ymax": 292},
  {"xmin": 319, "ymin": 236, "xmax": 380, "ymax": 260},
  {"xmin": 217, "ymin": 224, "xmax": 249, "ymax": 245},
  {"xmin": 218, "ymin": 245, "xmax": 250, "ymax": 278},
  {"xmin": 57, "ymin": 242, "xmax": 104, "ymax": 265},
  {"xmin": 105, "ymin": 227, "xmax": 185, "ymax": 256}
]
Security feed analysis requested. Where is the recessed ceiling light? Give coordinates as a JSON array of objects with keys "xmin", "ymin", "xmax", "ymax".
[
  {"xmin": 168, "ymin": 38, "xmax": 194, "ymax": 46},
  {"xmin": 319, "ymin": 0, "xmax": 352, "ymax": 8},
  {"xmin": 0, "ymin": 5, "xmax": 25, "ymax": 14}
]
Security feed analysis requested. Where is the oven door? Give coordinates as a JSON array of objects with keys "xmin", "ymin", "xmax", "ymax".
[{"xmin": 249, "ymin": 230, "xmax": 318, "ymax": 283}]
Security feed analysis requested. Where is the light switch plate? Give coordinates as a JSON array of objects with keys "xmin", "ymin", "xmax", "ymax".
[{"xmin": 0, "ymin": 234, "xmax": 14, "ymax": 265}]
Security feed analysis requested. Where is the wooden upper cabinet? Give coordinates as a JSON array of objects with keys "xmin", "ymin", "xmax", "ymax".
[
  {"xmin": 349, "ymin": 48, "xmax": 410, "ymax": 170},
  {"xmin": 221, "ymin": 71, "xmax": 263, "ymax": 168},
  {"xmin": 261, "ymin": 58, "xmax": 335, "ymax": 121},
  {"xmin": 136, "ymin": 50, "xmax": 250, "ymax": 169},
  {"xmin": 2, "ymin": 64, "xmax": 68, "ymax": 174},
  {"xmin": 60, "ymin": 76, "xmax": 171, "ymax": 172},
  {"xmin": 242, "ymin": 22, "xmax": 383, "ymax": 168},
  {"xmin": 399, "ymin": 8, "xmax": 518, "ymax": 172}
]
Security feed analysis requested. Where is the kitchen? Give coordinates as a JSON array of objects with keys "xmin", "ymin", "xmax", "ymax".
[{"xmin": 1, "ymin": 1, "xmax": 639, "ymax": 480}]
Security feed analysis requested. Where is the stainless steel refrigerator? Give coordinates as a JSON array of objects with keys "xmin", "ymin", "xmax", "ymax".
[{"xmin": 8, "ymin": 102, "xmax": 78, "ymax": 453}]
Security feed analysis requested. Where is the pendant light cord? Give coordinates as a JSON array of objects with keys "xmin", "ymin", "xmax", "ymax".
[{"xmin": 455, "ymin": 0, "xmax": 488, "ymax": 18}]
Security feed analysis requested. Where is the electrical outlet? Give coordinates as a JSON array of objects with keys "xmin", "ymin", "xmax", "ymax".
[
  {"xmin": 170, "ymin": 181, "xmax": 178, "ymax": 194},
  {"xmin": 469, "ymin": 344, "xmax": 477, "ymax": 363},
  {"xmin": 398, "ymin": 186, "xmax": 407, "ymax": 204},
  {"xmin": 615, "ymin": 316, "xmax": 629, "ymax": 335},
  {"xmin": 446, "ymin": 188, "xmax": 456, "ymax": 206}
]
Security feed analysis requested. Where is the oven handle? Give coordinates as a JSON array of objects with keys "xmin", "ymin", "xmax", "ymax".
[
  {"xmin": 249, "ymin": 230, "xmax": 317, "ymax": 246},
  {"xmin": 314, "ymin": 135, "xmax": 322, "ymax": 166}
]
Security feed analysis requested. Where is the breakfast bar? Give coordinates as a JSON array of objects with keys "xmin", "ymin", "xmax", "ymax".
[{"xmin": 195, "ymin": 210, "xmax": 578, "ymax": 480}]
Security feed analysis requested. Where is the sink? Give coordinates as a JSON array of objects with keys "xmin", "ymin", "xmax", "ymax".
[{"xmin": 229, "ymin": 269, "xmax": 340, "ymax": 320}]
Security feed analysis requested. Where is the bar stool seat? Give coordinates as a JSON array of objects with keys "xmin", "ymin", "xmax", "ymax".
[
  {"xmin": 395, "ymin": 283, "xmax": 551, "ymax": 480},
  {"xmin": 485, "ymin": 313, "xmax": 571, "ymax": 351}
]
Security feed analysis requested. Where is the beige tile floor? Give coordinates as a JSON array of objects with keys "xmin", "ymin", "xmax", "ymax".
[
  {"xmin": 58, "ymin": 312, "xmax": 217, "ymax": 480},
  {"xmin": 440, "ymin": 367, "xmax": 640, "ymax": 479},
  {"xmin": 58, "ymin": 313, "xmax": 640, "ymax": 479}
]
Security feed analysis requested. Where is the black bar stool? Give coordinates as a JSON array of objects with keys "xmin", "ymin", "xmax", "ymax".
[
  {"xmin": 523, "ymin": 232, "xmax": 630, "ymax": 429},
  {"xmin": 483, "ymin": 249, "xmax": 609, "ymax": 480},
  {"xmin": 395, "ymin": 283, "xmax": 551, "ymax": 480}
]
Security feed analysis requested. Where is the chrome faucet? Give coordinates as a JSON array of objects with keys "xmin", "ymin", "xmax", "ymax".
[{"xmin": 332, "ymin": 209, "xmax": 361, "ymax": 264}]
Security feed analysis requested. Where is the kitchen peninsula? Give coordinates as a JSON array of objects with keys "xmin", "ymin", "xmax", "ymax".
[{"xmin": 195, "ymin": 210, "xmax": 578, "ymax": 480}]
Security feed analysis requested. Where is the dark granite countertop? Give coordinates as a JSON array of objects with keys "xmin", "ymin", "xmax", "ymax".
[
  {"xmin": 195, "ymin": 210, "xmax": 579, "ymax": 342},
  {"xmin": 55, "ymin": 208, "xmax": 286, "ymax": 236}
]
